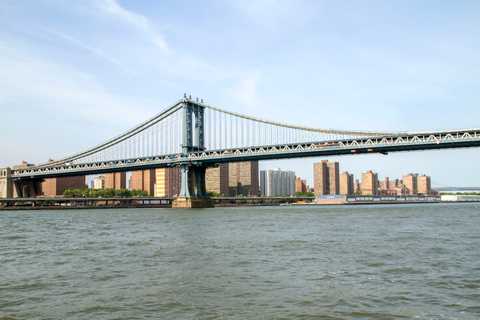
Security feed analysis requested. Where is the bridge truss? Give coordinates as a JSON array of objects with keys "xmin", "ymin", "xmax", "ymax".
[{"xmin": 12, "ymin": 95, "xmax": 480, "ymax": 180}]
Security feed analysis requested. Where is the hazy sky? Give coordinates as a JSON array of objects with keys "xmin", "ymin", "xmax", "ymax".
[{"xmin": 1, "ymin": 0, "xmax": 479, "ymax": 187}]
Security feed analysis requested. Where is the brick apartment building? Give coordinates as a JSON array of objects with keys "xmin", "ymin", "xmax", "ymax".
[
  {"xmin": 314, "ymin": 160, "xmax": 339, "ymax": 196},
  {"xmin": 105, "ymin": 172, "xmax": 127, "ymax": 190},
  {"xmin": 42, "ymin": 176, "xmax": 87, "ymax": 197},
  {"xmin": 295, "ymin": 177, "xmax": 307, "ymax": 193},
  {"xmin": 131, "ymin": 169, "xmax": 156, "ymax": 195},
  {"xmin": 155, "ymin": 166, "xmax": 181, "ymax": 197},
  {"xmin": 205, "ymin": 163, "xmax": 229, "ymax": 196},
  {"xmin": 205, "ymin": 161, "xmax": 259, "ymax": 197},
  {"xmin": 339, "ymin": 171, "xmax": 354, "ymax": 195},
  {"xmin": 361, "ymin": 170, "xmax": 379, "ymax": 195}
]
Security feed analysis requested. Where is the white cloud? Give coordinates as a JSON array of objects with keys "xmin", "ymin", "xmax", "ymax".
[
  {"xmin": 46, "ymin": 28, "xmax": 124, "ymax": 67},
  {"xmin": 0, "ymin": 41, "xmax": 155, "ymax": 126},
  {"xmin": 97, "ymin": 0, "xmax": 170, "ymax": 54}
]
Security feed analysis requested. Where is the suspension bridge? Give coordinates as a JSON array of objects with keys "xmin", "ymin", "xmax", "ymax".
[{"xmin": 10, "ymin": 95, "xmax": 480, "ymax": 207}]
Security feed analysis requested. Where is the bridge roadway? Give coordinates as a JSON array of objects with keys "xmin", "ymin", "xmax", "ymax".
[{"xmin": 12, "ymin": 128, "xmax": 480, "ymax": 179}]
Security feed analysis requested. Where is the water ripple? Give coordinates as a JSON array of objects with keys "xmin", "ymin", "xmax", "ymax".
[{"xmin": 0, "ymin": 203, "xmax": 479, "ymax": 319}]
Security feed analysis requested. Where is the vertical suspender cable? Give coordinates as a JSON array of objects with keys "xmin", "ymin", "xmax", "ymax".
[
  {"xmin": 207, "ymin": 108, "xmax": 210, "ymax": 150},
  {"xmin": 148, "ymin": 126, "xmax": 150, "ymax": 157},
  {"xmin": 247, "ymin": 119, "xmax": 249, "ymax": 147},
  {"xmin": 214, "ymin": 110, "xmax": 217, "ymax": 150},
  {"xmin": 219, "ymin": 110, "xmax": 222, "ymax": 149},
  {"xmin": 241, "ymin": 118, "xmax": 244, "ymax": 147}
]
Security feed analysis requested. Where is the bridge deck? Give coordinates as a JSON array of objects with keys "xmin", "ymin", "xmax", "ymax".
[{"xmin": 11, "ymin": 129, "xmax": 480, "ymax": 179}]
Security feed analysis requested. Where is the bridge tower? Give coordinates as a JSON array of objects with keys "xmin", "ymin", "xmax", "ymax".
[{"xmin": 172, "ymin": 95, "xmax": 214, "ymax": 208}]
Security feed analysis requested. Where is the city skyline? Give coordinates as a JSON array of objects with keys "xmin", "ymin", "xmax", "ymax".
[
  {"xmin": 1, "ymin": 1, "xmax": 479, "ymax": 187},
  {"xmin": 4, "ymin": 157, "xmax": 474, "ymax": 197},
  {"xmin": 81, "ymin": 161, "xmax": 437, "ymax": 196}
]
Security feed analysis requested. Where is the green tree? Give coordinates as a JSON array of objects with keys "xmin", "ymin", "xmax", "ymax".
[
  {"xmin": 207, "ymin": 191, "xmax": 223, "ymax": 197},
  {"xmin": 114, "ymin": 189, "xmax": 131, "ymax": 197},
  {"xmin": 104, "ymin": 188, "xmax": 115, "ymax": 197},
  {"xmin": 63, "ymin": 188, "xmax": 74, "ymax": 197},
  {"xmin": 296, "ymin": 191, "xmax": 315, "ymax": 197}
]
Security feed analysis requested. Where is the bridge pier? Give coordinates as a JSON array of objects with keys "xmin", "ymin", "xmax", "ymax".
[
  {"xmin": 172, "ymin": 196, "xmax": 214, "ymax": 208},
  {"xmin": 172, "ymin": 164, "xmax": 214, "ymax": 208},
  {"xmin": 12, "ymin": 179, "xmax": 41, "ymax": 198}
]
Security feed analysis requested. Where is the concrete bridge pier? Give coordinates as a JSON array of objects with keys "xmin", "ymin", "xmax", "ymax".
[
  {"xmin": 172, "ymin": 164, "xmax": 214, "ymax": 208},
  {"xmin": 0, "ymin": 168, "xmax": 41, "ymax": 199},
  {"xmin": 13, "ymin": 180, "xmax": 41, "ymax": 198},
  {"xmin": 0, "ymin": 167, "xmax": 14, "ymax": 198}
]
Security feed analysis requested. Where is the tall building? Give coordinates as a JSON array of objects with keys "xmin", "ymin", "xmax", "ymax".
[
  {"xmin": 361, "ymin": 170, "xmax": 379, "ymax": 195},
  {"xmin": 339, "ymin": 171, "xmax": 354, "ymax": 195},
  {"xmin": 205, "ymin": 163, "xmax": 229, "ymax": 196},
  {"xmin": 354, "ymin": 179, "xmax": 360, "ymax": 193},
  {"xmin": 93, "ymin": 176, "xmax": 105, "ymax": 189},
  {"xmin": 155, "ymin": 166, "xmax": 181, "ymax": 197},
  {"xmin": 260, "ymin": 168, "xmax": 296, "ymax": 197},
  {"xmin": 41, "ymin": 176, "xmax": 87, "ymax": 197},
  {"xmin": 105, "ymin": 172, "xmax": 126, "ymax": 190},
  {"xmin": 313, "ymin": 160, "xmax": 339, "ymax": 195},
  {"xmin": 403, "ymin": 173, "xmax": 418, "ymax": 195},
  {"xmin": 379, "ymin": 177, "xmax": 390, "ymax": 191},
  {"xmin": 295, "ymin": 177, "xmax": 307, "ymax": 194},
  {"xmin": 417, "ymin": 174, "xmax": 431, "ymax": 195},
  {"xmin": 388, "ymin": 179, "xmax": 402, "ymax": 189},
  {"xmin": 131, "ymin": 169, "xmax": 156, "ymax": 195},
  {"xmin": 228, "ymin": 161, "xmax": 259, "ymax": 197},
  {"xmin": 204, "ymin": 161, "xmax": 259, "ymax": 197}
]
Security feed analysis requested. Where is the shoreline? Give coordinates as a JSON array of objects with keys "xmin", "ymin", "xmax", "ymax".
[{"xmin": 2, "ymin": 200, "xmax": 477, "ymax": 210}]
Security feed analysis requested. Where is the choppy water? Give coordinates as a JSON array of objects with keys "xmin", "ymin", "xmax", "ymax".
[{"xmin": 1, "ymin": 203, "xmax": 479, "ymax": 319}]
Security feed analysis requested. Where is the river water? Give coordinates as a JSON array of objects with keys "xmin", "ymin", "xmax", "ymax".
[{"xmin": 1, "ymin": 203, "xmax": 479, "ymax": 319}]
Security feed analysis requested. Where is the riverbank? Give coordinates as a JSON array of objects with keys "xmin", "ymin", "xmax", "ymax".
[
  {"xmin": 3, "ymin": 194, "xmax": 479, "ymax": 210},
  {"xmin": 2, "ymin": 200, "xmax": 474, "ymax": 210}
]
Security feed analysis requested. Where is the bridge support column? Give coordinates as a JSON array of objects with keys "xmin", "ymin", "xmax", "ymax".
[
  {"xmin": 178, "ymin": 164, "xmax": 194, "ymax": 197},
  {"xmin": 193, "ymin": 166, "xmax": 207, "ymax": 198},
  {"xmin": 173, "ymin": 164, "xmax": 213, "ymax": 208},
  {"xmin": 13, "ymin": 180, "xmax": 41, "ymax": 198}
]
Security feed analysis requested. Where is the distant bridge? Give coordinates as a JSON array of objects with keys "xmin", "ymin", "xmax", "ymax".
[{"xmin": 434, "ymin": 187, "xmax": 480, "ymax": 192}]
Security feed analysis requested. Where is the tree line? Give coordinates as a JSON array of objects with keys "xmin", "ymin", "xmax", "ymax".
[{"xmin": 63, "ymin": 188, "xmax": 149, "ymax": 198}]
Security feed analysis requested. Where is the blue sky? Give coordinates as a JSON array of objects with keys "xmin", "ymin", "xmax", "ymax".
[{"xmin": 1, "ymin": 0, "xmax": 479, "ymax": 187}]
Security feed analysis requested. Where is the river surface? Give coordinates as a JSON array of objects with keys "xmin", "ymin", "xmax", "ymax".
[{"xmin": 1, "ymin": 203, "xmax": 479, "ymax": 319}]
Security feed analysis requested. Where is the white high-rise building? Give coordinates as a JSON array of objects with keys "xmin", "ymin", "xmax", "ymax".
[
  {"xmin": 260, "ymin": 168, "xmax": 296, "ymax": 197},
  {"xmin": 93, "ymin": 175, "xmax": 105, "ymax": 189}
]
